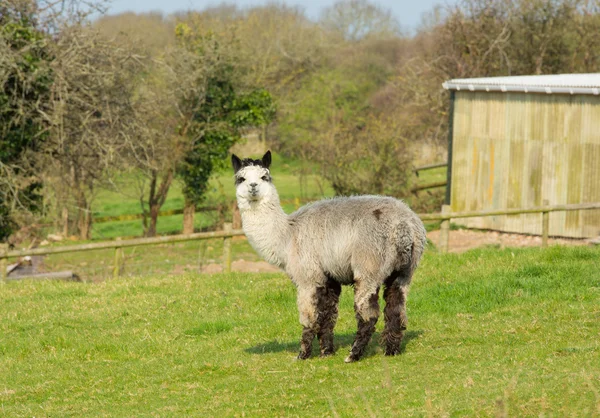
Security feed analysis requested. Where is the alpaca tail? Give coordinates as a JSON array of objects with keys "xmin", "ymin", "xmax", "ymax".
[{"xmin": 409, "ymin": 219, "xmax": 427, "ymax": 274}]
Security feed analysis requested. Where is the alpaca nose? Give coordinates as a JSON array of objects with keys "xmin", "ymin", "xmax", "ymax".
[{"xmin": 250, "ymin": 183, "xmax": 258, "ymax": 188}]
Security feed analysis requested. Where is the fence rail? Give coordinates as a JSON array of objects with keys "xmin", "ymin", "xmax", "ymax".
[
  {"xmin": 93, "ymin": 206, "xmax": 221, "ymax": 223},
  {"xmin": 0, "ymin": 224, "xmax": 243, "ymax": 282},
  {"xmin": 414, "ymin": 162, "xmax": 448, "ymax": 175},
  {"xmin": 2, "ymin": 202, "xmax": 600, "ymax": 282},
  {"xmin": 411, "ymin": 180, "xmax": 448, "ymax": 193},
  {"xmin": 420, "ymin": 202, "xmax": 600, "ymax": 221},
  {"xmin": 412, "ymin": 162, "xmax": 448, "ymax": 193},
  {"xmin": 430, "ymin": 202, "xmax": 600, "ymax": 253}
]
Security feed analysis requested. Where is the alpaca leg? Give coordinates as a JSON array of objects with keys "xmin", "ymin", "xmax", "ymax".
[
  {"xmin": 345, "ymin": 282, "xmax": 380, "ymax": 363},
  {"xmin": 297, "ymin": 286, "xmax": 319, "ymax": 360},
  {"xmin": 316, "ymin": 278, "xmax": 341, "ymax": 356},
  {"xmin": 382, "ymin": 271, "xmax": 410, "ymax": 356}
]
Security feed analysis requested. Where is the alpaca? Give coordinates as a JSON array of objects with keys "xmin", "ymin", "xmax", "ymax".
[{"xmin": 232, "ymin": 151, "xmax": 427, "ymax": 362}]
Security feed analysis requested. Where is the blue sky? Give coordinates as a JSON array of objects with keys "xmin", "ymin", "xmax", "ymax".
[{"xmin": 105, "ymin": 0, "xmax": 455, "ymax": 32}]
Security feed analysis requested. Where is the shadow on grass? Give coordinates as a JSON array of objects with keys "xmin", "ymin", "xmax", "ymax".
[{"xmin": 245, "ymin": 330, "xmax": 424, "ymax": 358}]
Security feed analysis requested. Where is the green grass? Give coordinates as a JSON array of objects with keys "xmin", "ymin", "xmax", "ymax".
[
  {"xmin": 90, "ymin": 212, "xmax": 222, "ymax": 240},
  {"xmin": 85, "ymin": 154, "xmax": 443, "ymax": 240},
  {"xmin": 2, "ymin": 245, "xmax": 599, "ymax": 416},
  {"xmin": 41, "ymin": 238, "xmax": 261, "ymax": 281},
  {"xmin": 89, "ymin": 153, "xmax": 334, "ymax": 239},
  {"xmin": 415, "ymin": 166, "xmax": 447, "ymax": 185}
]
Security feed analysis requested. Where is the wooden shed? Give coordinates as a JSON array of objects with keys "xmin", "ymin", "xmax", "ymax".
[{"xmin": 443, "ymin": 74, "xmax": 600, "ymax": 238}]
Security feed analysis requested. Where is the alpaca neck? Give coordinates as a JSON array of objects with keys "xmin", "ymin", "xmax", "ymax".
[{"xmin": 239, "ymin": 191, "xmax": 290, "ymax": 268}]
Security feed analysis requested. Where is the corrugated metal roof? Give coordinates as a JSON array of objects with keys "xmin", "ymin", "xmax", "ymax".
[{"xmin": 443, "ymin": 73, "xmax": 600, "ymax": 95}]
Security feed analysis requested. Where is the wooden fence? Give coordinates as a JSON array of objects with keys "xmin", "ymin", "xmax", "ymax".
[
  {"xmin": 414, "ymin": 162, "xmax": 448, "ymax": 175},
  {"xmin": 411, "ymin": 162, "xmax": 448, "ymax": 193},
  {"xmin": 93, "ymin": 206, "xmax": 221, "ymax": 223},
  {"xmin": 423, "ymin": 202, "xmax": 600, "ymax": 253},
  {"xmin": 0, "ymin": 223, "xmax": 244, "ymax": 282},
  {"xmin": 2, "ymin": 202, "xmax": 600, "ymax": 283}
]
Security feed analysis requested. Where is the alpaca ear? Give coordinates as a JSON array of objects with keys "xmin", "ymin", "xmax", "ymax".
[
  {"xmin": 262, "ymin": 150, "xmax": 272, "ymax": 169},
  {"xmin": 232, "ymin": 154, "xmax": 242, "ymax": 174}
]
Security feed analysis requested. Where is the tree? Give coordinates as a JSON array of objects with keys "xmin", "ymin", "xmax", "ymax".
[
  {"xmin": 93, "ymin": 12, "xmax": 185, "ymax": 238},
  {"xmin": 426, "ymin": 0, "xmax": 600, "ymax": 79},
  {"xmin": 94, "ymin": 12, "xmax": 175, "ymax": 57},
  {"xmin": 274, "ymin": 24, "xmax": 405, "ymax": 158},
  {"xmin": 0, "ymin": 2, "xmax": 52, "ymax": 241},
  {"xmin": 174, "ymin": 23, "xmax": 275, "ymax": 234},
  {"xmin": 318, "ymin": 114, "xmax": 413, "ymax": 197},
  {"xmin": 97, "ymin": 16, "xmax": 274, "ymax": 237},
  {"xmin": 119, "ymin": 55, "xmax": 183, "ymax": 238},
  {"xmin": 320, "ymin": 0, "xmax": 402, "ymax": 41},
  {"xmin": 39, "ymin": 23, "xmax": 142, "ymax": 240},
  {"xmin": 0, "ymin": 1, "xmax": 142, "ymax": 242}
]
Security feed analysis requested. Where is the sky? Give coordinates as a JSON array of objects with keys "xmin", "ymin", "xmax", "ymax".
[{"xmin": 104, "ymin": 0, "xmax": 455, "ymax": 32}]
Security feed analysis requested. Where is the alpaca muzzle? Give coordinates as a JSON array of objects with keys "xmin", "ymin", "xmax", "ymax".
[{"xmin": 249, "ymin": 183, "xmax": 259, "ymax": 197}]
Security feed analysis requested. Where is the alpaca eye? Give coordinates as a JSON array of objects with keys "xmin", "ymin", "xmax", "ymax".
[
  {"xmin": 238, "ymin": 177, "xmax": 245, "ymax": 183},
  {"xmin": 261, "ymin": 176, "xmax": 268, "ymax": 181}
]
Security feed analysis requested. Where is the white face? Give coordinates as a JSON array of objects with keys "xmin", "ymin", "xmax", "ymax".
[{"xmin": 234, "ymin": 165, "xmax": 274, "ymax": 205}]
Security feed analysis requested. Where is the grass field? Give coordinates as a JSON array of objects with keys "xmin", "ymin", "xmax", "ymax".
[
  {"xmin": 90, "ymin": 153, "xmax": 334, "ymax": 240},
  {"xmin": 415, "ymin": 166, "xmax": 447, "ymax": 185},
  {"xmin": 37, "ymin": 154, "xmax": 442, "ymax": 280},
  {"xmin": 2, "ymin": 245, "xmax": 599, "ymax": 416},
  {"xmin": 87, "ymin": 154, "xmax": 445, "ymax": 240},
  {"xmin": 42, "ymin": 237, "xmax": 261, "ymax": 281}
]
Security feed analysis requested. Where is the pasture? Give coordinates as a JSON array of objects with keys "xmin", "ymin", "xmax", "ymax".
[
  {"xmin": 2, "ymin": 245, "xmax": 599, "ymax": 416},
  {"xmin": 90, "ymin": 153, "xmax": 334, "ymax": 240}
]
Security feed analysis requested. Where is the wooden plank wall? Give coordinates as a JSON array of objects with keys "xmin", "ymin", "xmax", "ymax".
[{"xmin": 450, "ymin": 91, "xmax": 600, "ymax": 238}]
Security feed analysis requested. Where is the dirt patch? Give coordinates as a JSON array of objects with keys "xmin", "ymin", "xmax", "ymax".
[{"xmin": 427, "ymin": 229, "xmax": 589, "ymax": 253}]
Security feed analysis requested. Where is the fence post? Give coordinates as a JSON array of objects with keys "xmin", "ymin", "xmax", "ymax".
[
  {"xmin": 232, "ymin": 201, "xmax": 242, "ymax": 230},
  {"xmin": 0, "ymin": 244, "xmax": 7, "ymax": 283},
  {"xmin": 439, "ymin": 205, "xmax": 451, "ymax": 254},
  {"xmin": 62, "ymin": 207, "xmax": 69, "ymax": 237},
  {"xmin": 542, "ymin": 200, "xmax": 550, "ymax": 248},
  {"xmin": 222, "ymin": 223, "xmax": 232, "ymax": 273},
  {"xmin": 113, "ymin": 238, "xmax": 123, "ymax": 279}
]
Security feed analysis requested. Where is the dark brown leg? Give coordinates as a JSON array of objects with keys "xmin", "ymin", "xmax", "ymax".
[
  {"xmin": 317, "ymin": 278, "xmax": 341, "ymax": 356},
  {"xmin": 345, "ymin": 283, "xmax": 380, "ymax": 363},
  {"xmin": 382, "ymin": 270, "xmax": 410, "ymax": 356},
  {"xmin": 298, "ymin": 326, "xmax": 317, "ymax": 360}
]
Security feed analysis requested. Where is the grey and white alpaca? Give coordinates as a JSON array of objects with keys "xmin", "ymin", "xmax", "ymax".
[{"xmin": 232, "ymin": 151, "xmax": 427, "ymax": 362}]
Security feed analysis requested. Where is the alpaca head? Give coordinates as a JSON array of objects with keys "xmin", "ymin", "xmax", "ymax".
[{"xmin": 231, "ymin": 150, "xmax": 276, "ymax": 207}]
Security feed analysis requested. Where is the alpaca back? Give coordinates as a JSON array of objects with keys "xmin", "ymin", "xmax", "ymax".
[{"xmin": 288, "ymin": 196, "xmax": 426, "ymax": 283}]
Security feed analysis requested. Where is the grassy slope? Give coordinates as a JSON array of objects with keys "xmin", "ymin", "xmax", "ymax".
[
  {"xmin": 2, "ymin": 245, "xmax": 599, "ymax": 416},
  {"xmin": 90, "ymin": 153, "xmax": 334, "ymax": 239},
  {"xmin": 41, "ymin": 238, "xmax": 261, "ymax": 281},
  {"xmin": 42, "ymin": 156, "xmax": 443, "ymax": 279},
  {"xmin": 415, "ymin": 166, "xmax": 447, "ymax": 185},
  {"xmin": 83, "ymin": 154, "xmax": 444, "ymax": 240}
]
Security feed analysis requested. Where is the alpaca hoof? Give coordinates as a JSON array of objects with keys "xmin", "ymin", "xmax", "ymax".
[
  {"xmin": 297, "ymin": 352, "xmax": 311, "ymax": 360},
  {"xmin": 384, "ymin": 343, "xmax": 402, "ymax": 356},
  {"xmin": 344, "ymin": 355, "xmax": 358, "ymax": 363},
  {"xmin": 320, "ymin": 345, "xmax": 335, "ymax": 357}
]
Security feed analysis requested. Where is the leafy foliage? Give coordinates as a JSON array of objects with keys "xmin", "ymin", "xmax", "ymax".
[
  {"xmin": 0, "ymin": 10, "xmax": 52, "ymax": 240},
  {"xmin": 4, "ymin": 0, "xmax": 600, "ymax": 240},
  {"xmin": 319, "ymin": 115, "xmax": 413, "ymax": 197},
  {"xmin": 175, "ymin": 26, "xmax": 275, "ymax": 206}
]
